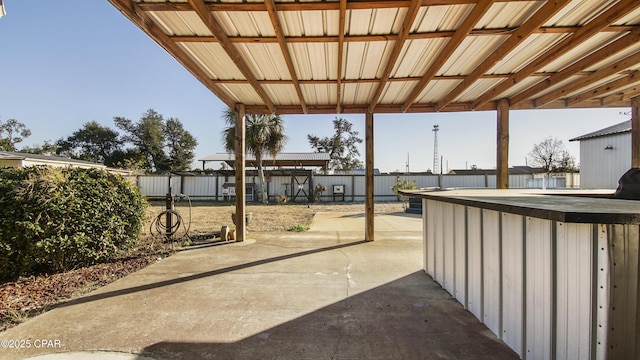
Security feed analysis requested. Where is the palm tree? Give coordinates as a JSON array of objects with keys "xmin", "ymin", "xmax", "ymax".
[{"xmin": 222, "ymin": 108, "xmax": 287, "ymax": 204}]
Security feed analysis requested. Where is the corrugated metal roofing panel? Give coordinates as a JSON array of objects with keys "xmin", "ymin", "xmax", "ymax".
[
  {"xmin": 347, "ymin": 8, "xmax": 374, "ymax": 36},
  {"xmin": 280, "ymin": 9, "xmax": 341, "ymax": 37},
  {"xmin": 531, "ymin": 75, "xmax": 582, "ymax": 98},
  {"xmin": 415, "ymin": 4, "xmax": 472, "ymax": 32},
  {"xmin": 290, "ymin": 43, "xmax": 337, "ymax": 81},
  {"xmin": 342, "ymin": 83, "xmax": 375, "ymax": 105},
  {"xmin": 613, "ymin": 6, "xmax": 640, "ymax": 25},
  {"xmin": 380, "ymin": 80, "xmax": 415, "ymax": 105},
  {"xmin": 299, "ymin": 9, "xmax": 330, "ymax": 37},
  {"xmin": 545, "ymin": 0, "xmax": 617, "ymax": 27},
  {"xmin": 439, "ymin": 35, "xmax": 508, "ymax": 76},
  {"xmin": 302, "ymin": 84, "xmax": 336, "ymax": 105},
  {"xmin": 560, "ymin": 73, "xmax": 621, "ymax": 98},
  {"xmin": 179, "ymin": 43, "xmax": 244, "ymax": 80},
  {"xmin": 148, "ymin": 11, "xmax": 210, "ymax": 36},
  {"xmin": 478, "ymin": 1, "xmax": 543, "ymax": 28},
  {"xmin": 369, "ymin": 8, "xmax": 403, "ymax": 35},
  {"xmin": 583, "ymin": 44, "xmax": 640, "ymax": 72},
  {"xmin": 457, "ymin": 78, "xmax": 505, "ymax": 103},
  {"xmin": 538, "ymin": 32, "xmax": 624, "ymax": 73},
  {"xmin": 488, "ymin": 33, "xmax": 569, "ymax": 74},
  {"xmin": 219, "ymin": 84, "xmax": 263, "ymax": 105},
  {"xmin": 392, "ymin": 38, "xmax": 448, "ymax": 78},
  {"xmin": 235, "ymin": 43, "xmax": 290, "ymax": 80},
  {"xmin": 416, "ymin": 79, "xmax": 460, "ymax": 104},
  {"xmin": 213, "ymin": 11, "xmax": 275, "ymax": 37},
  {"xmin": 262, "ymin": 84, "xmax": 299, "ymax": 105},
  {"xmin": 343, "ymin": 41, "xmax": 394, "ymax": 80},
  {"xmin": 499, "ymin": 76, "xmax": 547, "ymax": 99}
]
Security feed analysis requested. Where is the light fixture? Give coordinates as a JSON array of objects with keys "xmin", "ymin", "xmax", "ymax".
[
  {"xmin": 604, "ymin": 145, "xmax": 613, "ymax": 150},
  {"xmin": 0, "ymin": 0, "xmax": 5, "ymax": 18}
]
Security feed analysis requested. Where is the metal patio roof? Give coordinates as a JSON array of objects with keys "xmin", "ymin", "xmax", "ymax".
[
  {"xmin": 199, "ymin": 151, "xmax": 331, "ymax": 167},
  {"xmin": 109, "ymin": 0, "xmax": 640, "ymax": 115}
]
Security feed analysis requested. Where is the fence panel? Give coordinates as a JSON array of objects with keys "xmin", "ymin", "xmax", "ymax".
[{"xmin": 135, "ymin": 172, "xmax": 566, "ymax": 201}]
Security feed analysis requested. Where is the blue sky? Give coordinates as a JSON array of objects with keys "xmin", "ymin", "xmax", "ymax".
[{"xmin": 0, "ymin": 1, "xmax": 631, "ymax": 172}]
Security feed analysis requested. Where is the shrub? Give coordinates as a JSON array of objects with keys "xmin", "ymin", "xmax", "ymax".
[
  {"xmin": 391, "ymin": 178, "xmax": 417, "ymax": 209},
  {"xmin": 0, "ymin": 166, "xmax": 148, "ymax": 281}
]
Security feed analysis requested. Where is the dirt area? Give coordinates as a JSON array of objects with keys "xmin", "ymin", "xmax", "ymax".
[{"xmin": 0, "ymin": 201, "xmax": 404, "ymax": 332}]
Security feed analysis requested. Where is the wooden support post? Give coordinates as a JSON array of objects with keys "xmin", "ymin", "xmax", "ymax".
[
  {"xmin": 496, "ymin": 99, "xmax": 510, "ymax": 189},
  {"xmin": 632, "ymin": 96, "xmax": 640, "ymax": 168},
  {"xmin": 365, "ymin": 112, "xmax": 374, "ymax": 241},
  {"xmin": 235, "ymin": 104, "xmax": 246, "ymax": 242}
]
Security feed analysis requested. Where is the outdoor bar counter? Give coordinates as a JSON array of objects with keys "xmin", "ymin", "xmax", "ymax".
[{"xmin": 400, "ymin": 189, "xmax": 639, "ymax": 360}]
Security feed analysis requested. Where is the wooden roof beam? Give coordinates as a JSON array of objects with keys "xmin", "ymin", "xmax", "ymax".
[
  {"xmin": 510, "ymin": 27, "xmax": 640, "ymax": 106},
  {"xmin": 336, "ymin": 0, "xmax": 347, "ymax": 113},
  {"xmin": 210, "ymin": 71, "xmax": 603, "ymax": 85},
  {"xmin": 139, "ymin": 1, "xmax": 530, "ymax": 13},
  {"xmin": 402, "ymin": 0, "xmax": 494, "ymax": 112},
  {"xmin": 566, "ymin": 71, "xmax": 640, "ymax": 107},
  {"xmin": 436, "ymin": 0, "xmax": 572, "ymax": 111},
  {"xmin": 171, "ymin": 25, "xmax": 639, "ymax": 44},
  {"xmin": 108, "ymin": 0, "xmax": 236, "ymax": 108},
  {"xmin": 369, "ymin": 0, "xmax": 422, "ymax": 113},
  {"xmin": 187, "ymin": 0, "xmax": 275, "ymax": 113},
  {"xmin": 534, "ymin": 51, "xmax": 640, "ymax": 108},
  {"xmin": 602, "ymin": 85, "xmax": 640, "ymax": 106},
  {"xmin": 473, "ymin": 0, "xmax": 640, "ymax": 109},
  {"xmin": 264, "ymin": 0, "xmax": 307, "ymax": 114}
]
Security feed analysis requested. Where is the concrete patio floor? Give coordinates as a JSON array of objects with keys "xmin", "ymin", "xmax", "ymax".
[{"xmin": 1, "ymin": 212, "xmax": 518, "ymax": 360}]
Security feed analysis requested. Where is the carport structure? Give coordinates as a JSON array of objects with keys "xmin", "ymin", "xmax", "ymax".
[{"xmin": 109, "ymin": 0, "xmax": 640, "ymax": 241}]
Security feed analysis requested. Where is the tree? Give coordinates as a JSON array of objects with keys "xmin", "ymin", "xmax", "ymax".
[
  {"xmin": 20, "ymin": 140, "xmax": 59, "ymax": 156},
  {"xmin": 57, "ymin": 121, "xmax": 124, "ymax": 166},
  {"xmin": 222, "ymin": 108, "xmax": 287, "ymax": 204},
  {"xmin": 165, "ymin": 118, "xmax": 198, "ymax": 171},
  {"xmin": 308, "ymin": 117, "xmax": 363, "ymax": 171},
  {"xmin": 0, "ymin": 118, "xmax": 31, "ymax": 151},
  {"xmin": 528, "ymin": 136, "xmax": 577, "ymax": 173},
  {"xmin": 114, "ymin": 109, "xmax": 197, "ymax": 172}
]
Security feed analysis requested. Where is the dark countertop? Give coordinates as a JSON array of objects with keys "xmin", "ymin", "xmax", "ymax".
[{"xmin": 399, "ymin": 189, "xmax": 640, "ymax": 224}]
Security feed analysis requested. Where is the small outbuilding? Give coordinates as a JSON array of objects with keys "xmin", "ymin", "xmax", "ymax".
[
  {"xmin": 0, "ymin": 151, "xmax": 108, "ymax": 170},
  {"xmin": 569, "ymin": 120, "xmax": 631, "ymax": 189}
]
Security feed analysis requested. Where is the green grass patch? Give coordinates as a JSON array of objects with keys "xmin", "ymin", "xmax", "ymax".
[{"xmin": 287, "ymin": 224, "xmax": 310, "ymax": 232}]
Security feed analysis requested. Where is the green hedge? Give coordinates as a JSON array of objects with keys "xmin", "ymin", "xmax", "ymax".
[{"xmin": 0, "ymin": 166, "xmax": 148, "ymax": 281}]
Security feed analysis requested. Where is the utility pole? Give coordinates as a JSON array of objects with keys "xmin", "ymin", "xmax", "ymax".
[
  {"xmin": 406, "ymin": 153, "xmax": 410, "ymax": 173},
  {"xmin": 432, "ymin": 125, "xmax": 439, "ymax": 174}
]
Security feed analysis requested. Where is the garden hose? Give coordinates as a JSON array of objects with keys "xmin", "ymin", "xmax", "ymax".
[
  {"xmin": 149, "ymin": 195, "xmax": 220, "ymax": 243},
  {"xmin": 149, "ymin": 194, "xmax": 193, "ymax": 242}
]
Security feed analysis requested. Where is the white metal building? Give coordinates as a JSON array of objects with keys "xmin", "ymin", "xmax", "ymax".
[
  {"xmin": 569, "ymin": 120, "xmax": 631, "ymax": 189},
  {"xmin": 0, "ymin": 151, "xmax": 108, "ymax": 170}
]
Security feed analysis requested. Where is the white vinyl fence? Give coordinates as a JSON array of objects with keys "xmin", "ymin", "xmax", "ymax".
[{"xmin": 135, "ymin": 173, "xmax": 562, "ymax": 202}]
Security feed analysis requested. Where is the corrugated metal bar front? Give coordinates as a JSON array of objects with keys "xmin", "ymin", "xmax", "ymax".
[
  {"xmin": 453, "ymin": 204, "xmax": 467, "ymax": 305},
  {"xmin": 467, "ymin": 206, "xmax": 483, "ymax": 320},
  {"xmin": 525, "ymin": 217, "xmax": 553, "ymax": 359},
  {"xmin": 555, "ymin": 222, "xmax": 594, "ymax": 359},
  {"xmin": 482, "ymin": 209, "xmax": 502, "ymax": 338},
  {"xmin": 443, "ymin": 203, "xmax": 456, "ymax": 296},
  {"xmin": 607, "ymin": 224, "xmax": 640, "ymax": 359},
  {"xmin": 501, "ymin": 212, "xmax": 524, "ymax": 358},
  {"xmin": 425, "ymin": 199, "xmax": 437, "ymax": 276},
  {"xmin": 420, "ymin": 196, "xmax": 639, "ymax": 360},
  {"xmin": 434, "ymin": 201, "xmax": 445, "ymax": 285}
]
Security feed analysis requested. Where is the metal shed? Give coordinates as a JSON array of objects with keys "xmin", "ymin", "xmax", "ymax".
[{"xmin": 570, "ymin": 119, "xmax": 631, "ymax": 189}]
